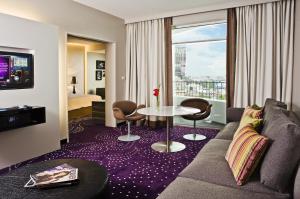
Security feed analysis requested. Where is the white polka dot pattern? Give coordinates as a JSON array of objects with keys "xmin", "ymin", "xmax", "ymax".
[{"xmin": 0, "ymin": 117, "xmax": 219, "ymax": 199}]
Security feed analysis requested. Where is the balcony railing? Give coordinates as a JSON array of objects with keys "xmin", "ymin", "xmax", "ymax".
[{"xmin": 174, "ymin": 80, "xmax": 226, "ymax": 100}]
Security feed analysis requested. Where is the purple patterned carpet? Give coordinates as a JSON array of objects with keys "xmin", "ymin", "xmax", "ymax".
[{"xmin": 0, "ymin": 118, "xmax": 219, "ymax": 199}]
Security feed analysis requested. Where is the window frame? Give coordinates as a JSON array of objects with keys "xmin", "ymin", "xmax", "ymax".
[{"xmin": 172, "ymin": 20, "xmax": 227, "ymax": 45}]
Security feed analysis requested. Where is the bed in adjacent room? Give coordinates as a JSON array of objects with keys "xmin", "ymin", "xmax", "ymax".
[
  {"xmin": 68, "ymin": 94, "xmax": 102, "ymax": 111},
  {"xmin": 68, "ymin": 94, "xmax": 103, "ymax": 120}
]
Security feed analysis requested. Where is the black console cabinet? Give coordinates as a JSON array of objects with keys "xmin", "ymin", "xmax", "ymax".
[{"xmin": 0, "ymin": 107, "xmax": 46, "ymax": 132}]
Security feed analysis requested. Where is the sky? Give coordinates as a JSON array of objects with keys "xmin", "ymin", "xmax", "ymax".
[{"xmin": 172, "ymin": 23, "xmax": 227, "ymax": 79}]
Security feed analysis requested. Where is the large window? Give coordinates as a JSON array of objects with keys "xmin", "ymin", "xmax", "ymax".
[{"xmin": 172, "ymin": 22, "xmax": 227, "ymax": 100}]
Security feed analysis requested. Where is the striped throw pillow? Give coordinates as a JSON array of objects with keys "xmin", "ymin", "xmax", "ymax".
[
  {"xmin": 225, "ymin": 124, "xmax": 269, "ymax": 185},
  {"xmin": 234, "ymin": 115, "xmax": 263, "ymax": 137},
  {"xmin": 243, "ymin": 106, "xmax": 263, "ymax": 119}
]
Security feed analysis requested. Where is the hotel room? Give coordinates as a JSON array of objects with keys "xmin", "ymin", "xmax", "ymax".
[{"xmin": 0, "ymin": 0, "xmax": 299, "ymax": 199}]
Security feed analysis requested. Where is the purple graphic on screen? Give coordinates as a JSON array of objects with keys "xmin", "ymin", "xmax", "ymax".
[{"xmin": 0, "ymin": 56, "xmax": 10, "ymax": 81}]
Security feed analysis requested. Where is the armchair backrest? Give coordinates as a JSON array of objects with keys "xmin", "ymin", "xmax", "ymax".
[
  {"xmin": 113, "ymin": 100, "xmax": 137, "ymax": 116},
  {"xmin": 181, "ymin": 98, "xmax": 211, "ymax": 113}
]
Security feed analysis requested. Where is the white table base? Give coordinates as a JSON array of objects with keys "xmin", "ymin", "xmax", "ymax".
[
  {"xmin": 138, "ymin": 106, "xmax": 201, "ymax": 153},
  {"xmin": 151, "ymin": 141, "xmax": 186, "ymax": 153}
]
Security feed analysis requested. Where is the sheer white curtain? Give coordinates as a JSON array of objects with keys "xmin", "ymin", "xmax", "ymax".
[
  {"xmin": 125, "ymin": 19, "xmax": 166, "ymax": 116},
  {"xmin": 234, "ymin": 0, "xmax": 294, "ymax": 108}
]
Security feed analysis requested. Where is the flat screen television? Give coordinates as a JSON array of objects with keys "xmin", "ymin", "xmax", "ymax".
[{"xmin": 0, "ymin": 51, "xmax": 34, "ymax": 89}]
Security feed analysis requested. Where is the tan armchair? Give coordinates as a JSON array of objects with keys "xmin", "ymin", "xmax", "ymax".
[
  {"xmin": 180, "ymin": 98, "xmax": 212, "ymax": 141},
  {"xmin": 113, "ymin": 100, "xmax": 146, "ymax": 141}
]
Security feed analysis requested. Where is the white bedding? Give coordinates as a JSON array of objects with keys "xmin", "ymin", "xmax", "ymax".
[{"xmin": 68, "ymin": 94, "xmax": 103, "ymax": 111}]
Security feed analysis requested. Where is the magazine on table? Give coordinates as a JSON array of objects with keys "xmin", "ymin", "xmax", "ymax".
[{"xmin": 24, "ymin": 163, "xmax": 79, "ymax": 188}]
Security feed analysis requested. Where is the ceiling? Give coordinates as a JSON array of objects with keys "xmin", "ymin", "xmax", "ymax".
[
  {"xmin": 67, "ymin": 35, "xmax": 105, "ymax": 46},
  {"xmin": 73, "ymin": 0, "xmax": 229, "ymax": 22},
  {"xmin": 73, "ymin": 0, "xmax": 276, "ymax": 23},
  {"xmin": 67, "ymin": 35, "xmax": 106, "ymax": 53}
]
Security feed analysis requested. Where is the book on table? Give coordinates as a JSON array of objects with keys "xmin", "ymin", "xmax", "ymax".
[{"xmin": 24, "ymin": 163, "xmax": 79, "ymax": 188}]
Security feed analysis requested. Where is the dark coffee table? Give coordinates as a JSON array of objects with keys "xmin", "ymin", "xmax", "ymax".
[{"xmin": 0, "ymin": 159, "xmax": 108, "ymax": 199}]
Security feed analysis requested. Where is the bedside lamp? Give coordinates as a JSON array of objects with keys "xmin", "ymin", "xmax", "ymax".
[{"xmin": 71, "ymin": 76, "xmax": 77, "ymax": 94}]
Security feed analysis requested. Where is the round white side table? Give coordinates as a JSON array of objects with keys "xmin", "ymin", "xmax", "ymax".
[{"xmin": 138, "ymin": 106, "xmax": 200, "ymax": 153}]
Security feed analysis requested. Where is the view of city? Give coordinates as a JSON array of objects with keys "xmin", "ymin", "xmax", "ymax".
[{"xmin": 172, "ymin": 23, "xmax": 227, "ymax": 101}]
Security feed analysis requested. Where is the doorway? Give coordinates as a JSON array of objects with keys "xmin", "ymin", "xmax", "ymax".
[{"xmin": 66, "ymin": 35, "xmax": 106, "ymax": 123}]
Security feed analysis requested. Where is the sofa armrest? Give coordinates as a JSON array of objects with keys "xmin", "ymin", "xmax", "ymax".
[{"xmin": 227, "ymin": 107, "xmax": 244, "ymax": 123}]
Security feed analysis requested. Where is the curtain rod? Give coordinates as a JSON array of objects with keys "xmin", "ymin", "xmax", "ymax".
[
  {"xmin": 173, "ymin": 20, "xmax": 226, "ymax": 30},
  {"xmin": 125, "ymin": 0, "xmax": 280, "ymax": 24}
]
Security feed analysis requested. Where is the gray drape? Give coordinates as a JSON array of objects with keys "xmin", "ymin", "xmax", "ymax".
[
  {"xmin": 125, "ymin": 19, "xmax": 167, "ymax": 121},
  {"xmin": 234, "ymin": 0, "xmax": 294, "ymax": 109}
]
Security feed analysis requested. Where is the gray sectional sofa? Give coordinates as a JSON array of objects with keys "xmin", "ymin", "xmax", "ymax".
[{"xmin": 157, "ymin": 99, "xmax": 300, "ymax": 199}]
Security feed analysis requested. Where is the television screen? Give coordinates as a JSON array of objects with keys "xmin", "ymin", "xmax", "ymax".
[{"xmin": 0, "ymin": 51, "xmax": 34, "ymax": 89}]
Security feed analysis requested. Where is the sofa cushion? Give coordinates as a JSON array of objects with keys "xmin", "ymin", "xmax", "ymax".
[
  {"xmin": 234, "ymin": 115, "xmax": 263, "ymax": 137},
  {"xmin": 243, "ymin": 106, "xmax": 263, "ymax": 119},
  {"xmin": 262, "ymin": 106, "xmax": 289, "ymax": 134},
  {"xmin": 264, "ymin": 98, "xmax": 287, "ymax": 114},
  {"xmin": 197, "ymin": 139, "xmax": 231, "ymax": 157},
  {"xmin": 260, "ymin": 113, "xmax": 300, "ymax": 193},
  {"xmin": 179, "ymin": 152, "xmax": 288, "ymax": 196},
  {"xmin": 215, "ymin": 122, "xmax": 239, "ymax": 140},
  {"xmin": 234, "ymin": 107, "xmax": 264, "ymax": 137},
  {"xmin": 262, "ymin": 99, "xmax": 287, "ymax": 134},
  {"xmin": 157, "ymin": 177, "xmax": 289, "ymax": 199},
  {"xmin": 225, "ymin": 124, "xmax": 269, "ymax": 185}
]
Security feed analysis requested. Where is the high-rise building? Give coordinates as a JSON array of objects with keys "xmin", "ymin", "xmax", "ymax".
[{"xmin": 174, "ymin": 46, "xmax": 186, "ymax": 79}]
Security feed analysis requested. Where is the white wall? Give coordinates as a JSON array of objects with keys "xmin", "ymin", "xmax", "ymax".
[
  {"xmin": 105, "ymin": 43, "xmax": 117, "ymax": 127},
  {"xmin": 0, "ymin": 0, "xmax": 126, "ymax": 140},
  {"xmin": 87, "ymin": 52, "xmax": 105, "ymax": 94},
  {"xmin": 0, "ymin": 13, "xmax": 59, "ymax": 169},
  {"xmin": 67, "ymin": 45, "xmax": 85, "ymax": 95}
]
